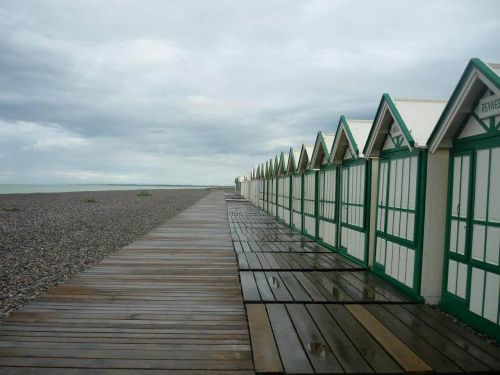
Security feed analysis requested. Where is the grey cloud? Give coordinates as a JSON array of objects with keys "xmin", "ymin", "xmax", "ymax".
[{"xmin": 0, "ymin": 0, "xmax": 499, "ymax": 184}]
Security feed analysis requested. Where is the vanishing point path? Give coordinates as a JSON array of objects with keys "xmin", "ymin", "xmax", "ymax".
[{"xmin": 1, "ymin": 190, "xmax": 500, "ymax": 374}]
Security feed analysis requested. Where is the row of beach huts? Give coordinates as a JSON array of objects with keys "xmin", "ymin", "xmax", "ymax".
[{"xmin": 235, "ymin": 58, "xmax": 500, "ymax": 340}]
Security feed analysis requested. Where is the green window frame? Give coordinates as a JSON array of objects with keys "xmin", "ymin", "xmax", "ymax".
[{"xmin": 372, "ymin": 148, "xmax": 426, "ymax": 300}]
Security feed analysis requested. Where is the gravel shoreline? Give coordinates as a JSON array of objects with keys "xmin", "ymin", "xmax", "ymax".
[{"xmin": 0, "ymin": 188, "xmax": 210, "ymax": 320}]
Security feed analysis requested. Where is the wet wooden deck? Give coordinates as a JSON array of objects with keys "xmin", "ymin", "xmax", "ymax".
[
  {"xmin": 1, "ymin": 192, "xmax": 499, "ymax": 374},
  {"xmin": 228, "ymin": 199, "xmax": 500, "ymax": 374},
  {"xmin": 0, "ymin": 191, "xmax": 253, "ymax": 374}
]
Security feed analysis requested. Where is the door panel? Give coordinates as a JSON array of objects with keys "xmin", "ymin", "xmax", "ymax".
[
  {"xmin": 445, "ymin": 145, "xmax": 500, "ymax": 331},
  {"xmin": 339, "ymin": 163, "xmax": 366, "ymax": 263},
  {"xmin": 449, "ymin": 154, "xmax": 471, "ymax": 256}
]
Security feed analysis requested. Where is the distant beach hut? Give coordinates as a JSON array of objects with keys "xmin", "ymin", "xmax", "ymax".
[
  {"xmin": 427, "ymin": 58, "xmax": 500, "ymax": 339},
  {"xmin": 259, "ymin": 163, "xmax": 266, "ymax": 209},
  {"xmin": 241, "ymin": 175, "xmax": 248, "ymax": 198},
  {"xmin": 270, "ymin": 155, "xmax": 279, "ymax": 216},
  {"xmin": 252, "ymin": 166, "xmax": 260, "ymax": 205},
  {"xmin": 310, "ymin": 131, "xmax": 336, "ymax": 247},
  {"xmin": 329, "ymin": 117, "xmax": 372, "ymax": 265},
  {"xmin": 266, "ymin": 158, "xmax": 275, "ymax": 214},
  {"xmin": 364, "ymin": 94, "xmax": 447, "ymax": 299},
  {"xmin": 276, "ymin": 151, "xmax": 291, "ymax": 224},
  {"xmin": 297, "ymin": 144, "xmax": 315, "ymax": 238},
  {"xmin": 235, "ymin": 176, "xmax": 243, "ymax": 195},
  {"xmin": 288, "ymin": 147, "xmax": 303, "ymax": 232}
]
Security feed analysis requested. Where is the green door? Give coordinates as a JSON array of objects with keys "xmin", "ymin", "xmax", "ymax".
[
  {"xmin": 291, "ymin": 174, "xmax": 303, "ymax": 231},
  {"xmin": 318, "ymin": 167, "xmax": 338, "ymax": 249},
  {"xmin": 302, "ymin": 171, "xmax": 317, "ymax": 238},
  {"xmin": 442, "ymin": 144, "xmax": 500, "ymax": 340},
  {"xmin": 339, "ymin": 160, "xmax": 368, "ymax": 265},
  {"xmin": 373, "ymin": 150, "xmax": 423, "ymax": 298}
]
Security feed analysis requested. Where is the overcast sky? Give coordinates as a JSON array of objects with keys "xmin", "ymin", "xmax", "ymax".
[{"xmin": 0, "ymin": 1, "xmax": 498, "ymax": 185}]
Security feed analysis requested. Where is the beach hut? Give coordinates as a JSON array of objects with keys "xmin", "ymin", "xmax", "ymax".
[
  {"xmin": 259, "ymin": 163, "xmax": 266, "ymax": 209},
  {"xmin": 427, "ymin": 58, "xmax": 500, "ymax": 339},
  {"xmin": 266, "ymin": 158, "xmax": 275, "ymax": 214},
  {"xmin": 240, "ymin": 175, "xmax": 248, "ymax": 198},
  {"xmin": 310, "ymin": 131, "xmax": 337, "ymax": 248},
  {"xmin": 288, "ymin": 147, "xmax": 303, "ymax": 232},
  {"xmin": 235, "ymin": 176, "xmax": 243, "ymax": 195},
  {"xmin": 364, "ymin": 94, "xmax": 447, "ymax": 300},
  {"xmin": 263, "ymin": 160, "xmax": 270, "ymax": 212},
  {"xmin": 271, "ymin": 155, "xmax": 279, "ymax": 216},
  {"xmin": 329, "ymin": 117, "xmax": 372, "ymax": 266},
  {"xmin": 297, "ymin": 144, "xmax": 315, "ymax": 238},
  {"xmin": 251, "ymin": 166, "xmax": 260, "ymax": 205},
  {"xmin": 276, "ymin": 152, "xmax": 291, "ymax": 224}
]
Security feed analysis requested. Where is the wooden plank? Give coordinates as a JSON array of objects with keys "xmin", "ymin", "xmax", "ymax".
[
  {"xmin": 236, "ymin": 253, "xmax": 249, "ymax": 270},
  {"xmin": 404, "ymin": 304, "xmax": 500, "ymax": 362},
  {"xmin": 264, "ymin": 272, "xmax": 293, "ymax": 302},
  {"xmin": 364, "ymin": 304, "xmax": 461, "ymax": 372},
  {"xmin": 246, "ymin": 304, "xmax": 283, "ymax": 374},
  {"xmin": 278, "ymin": 273, "xmax": 311, "ymax": 302},
  {"xmin": 286, "ymin": 304, "xmax": 343, "ymax": 373},
  {"xmin": 307, "ymin": 304, "xmax": 372, "ymax": 373},
  {"xmin": 266, "ymin": 304, "xmax": 313, "ymax": 374},
  {"xmin": 290, "ymin": 272, "xmax": 326, "ymax": 302},
  {"xmin": 326, "ymin": 305, "xmax": 402, "ymax": 373},
  {"xmin": 239, "ymin": 272, "xmax": 261, "ymax": 302},
  {"xmin": 384, "ymin": 304, "xmax": 491, "ymax": 372},
  {"xmin": 346, "ymin": 304, "xmax": 432, "ymax": 373},
  {"xmin": 253, "ymin": 273, "xmax": 275, "ymax": 302}
]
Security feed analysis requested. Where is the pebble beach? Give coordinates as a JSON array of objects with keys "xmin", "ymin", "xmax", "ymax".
[{"xmin": 0, "ymin": 188, "xmax": 210, "ymax": 320}]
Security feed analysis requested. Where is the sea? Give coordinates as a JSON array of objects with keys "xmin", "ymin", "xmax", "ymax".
[{"xmin": 0, "ymin": 184, "xmax": 211, "ymax": 194}]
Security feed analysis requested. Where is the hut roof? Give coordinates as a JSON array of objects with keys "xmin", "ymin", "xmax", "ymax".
[
  {"xmin": 287, "ymin": 147, "xmax": 301, "ymax": 176},
  {"xmin": 297, "ymin": 144, "xmax": 314, "ymax": 173},
  {"xmin": 363, "ymin": 94, "xmax": 447, "ymax": 157},
  {"xmin": 310, "ymin": 131, "xmax": 336, "ymax": 169},
  {"xmin": 330, "ymin": 116, "xmax": 372, "ymax": 164},
  {"xmin": 428, "ymin": 58, "xmax": 500, "ymax": 153},
  {"xmin": 277, "ymin": 152, "xmax": 289, "ymax": 176}
]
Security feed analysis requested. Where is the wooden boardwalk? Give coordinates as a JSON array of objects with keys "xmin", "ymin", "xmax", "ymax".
[
  {"xmin": 228, "ymin": 199, "xmax": 500, "ymax": 374},
  {"xmin": 2, "ymin": 192, "xmax": 500, "ymax": 374},
  {"xmin": 0, "ymin": 191, "xmax": 253, "ymax": 374}
]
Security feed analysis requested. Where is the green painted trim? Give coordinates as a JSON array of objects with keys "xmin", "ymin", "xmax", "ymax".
[
  {"xmin": 363, "ymin": 94, "xmax": 415, "ymax": 156},
  {"xmin": 340, "ymin": 115, "xmax": 359, "ymax": 155},
  {"xmin": 428, "ymin": 58, "xmax": 500, "ymax": 147},
  {"xmin": 441, "ymin": 136, "xmax": 500, "ymax": 340},
  {"xmin": 440, "ymin": 294, "xmax": 500, "ymax": 341},
  {"xmin": 371, "ymin": 148, "xmax": 426, "ymax": 297}
]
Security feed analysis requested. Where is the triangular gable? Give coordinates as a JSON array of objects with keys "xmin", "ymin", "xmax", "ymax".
[
  {"xmin": 428, "ymin": 58, "xmax": 500, "ymax": 153},
  {"xmin": 278, "ymin": 152, "xmax": 289, "ymax": 176},
  {"xmin": 364, "ymin": 94, "xmax": 446, "ymax": 157},
  {"xmin": 273, "ymin": 155, "xmax": 280, "ymax": 177},
  {"xmin": 267, "ymin": 158, "xmax": 274, "ymax": 177},
  {"xmin": 310, "ymin": 131, "xmax": 335, "ymax": 169},
  {"xmin": 297, "ymin": 144, "xmax": 314, "ymax": 173},
  {"xmin": 286, "ymin": 147, "xmax": 301, "ymax": 176},
  {"xmin": 330, "ymin": 116, "xmax": 372, "ymax": 165}
]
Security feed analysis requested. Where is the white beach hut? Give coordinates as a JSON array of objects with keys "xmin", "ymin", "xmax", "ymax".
[
  {"xmin": 297, "ymin": 144, "xmax": 315, "ymax": 238},
  {"xmin": 310, "ymin": 131, "xmax": 336, "ymax": 246},
  {"xmin": 329, "ymin": 116, "xmax": 372, "ymax": 266},
  {"xmin": 364, "ymin": 94, "xmax": 447, "ymax": 300},
  {"xmin": 258, "ymin": 163, "xmax": 266, "ymax": 209},
  {"xmin": 288, "ymin": 147, "xmax": 303, "ymax": 232},
  {"xmin": 427, "ymin": 58, "xmax": 500, "ymax": 340},
  {"xmin": 276, "ymin": 152, "xmax": 291, "ymax": 224}
]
